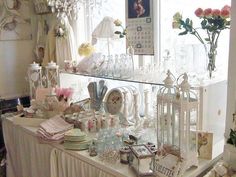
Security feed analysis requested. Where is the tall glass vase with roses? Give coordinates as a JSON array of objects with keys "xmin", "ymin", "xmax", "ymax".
[{"xmin": 172, "ymin": 5, "xmax": 230, "ymax": 78}]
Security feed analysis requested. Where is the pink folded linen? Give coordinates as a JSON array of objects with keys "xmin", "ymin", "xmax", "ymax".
[
  {"xmin": 36, "ymin": 115, "xmax": 73, "ymax": 142},
  {"xmin": 39, "ymin": 115, "xmax": 73, "ymax": 135},
  {"xmin": 37, "ymin": 128, "xmax": 65, "ymax": 140},
  {"xmin": 37, "ymin": 136, "xmax": 64, "ymax": 144}
]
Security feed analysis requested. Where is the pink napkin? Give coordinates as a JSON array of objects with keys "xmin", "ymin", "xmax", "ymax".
[
  {"xmin": 36, "ymin": 115, "xmax": 73, "ymax": 142},
  {"xmin": 39, "ymin": 115, "xmax": 73, "ymax": 135}
]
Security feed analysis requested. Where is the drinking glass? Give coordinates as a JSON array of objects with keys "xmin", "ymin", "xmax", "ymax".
[
  {"xmin": 107, "ymin": 55, "xmax": 114, "ymax": 78},
  {"xmin": 113, "ymin": 54, "xmax": 121, "ymax": 78}
]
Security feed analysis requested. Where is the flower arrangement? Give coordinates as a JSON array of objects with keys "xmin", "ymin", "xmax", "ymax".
[
  {"xmin": 55, "ymin": 24, "xmax": 67, "ymax": 38},
  {"xmin": 172, "ymin": 5, "xmax": 230, "ymax": 78},
  {"xmin": 113, "ymin": 19, "xmax": 134, "ymax": 55},
  {"xmin": 55, "ymin": 87, "xmax": 74, "ymax": 102},
  {"xmin": 114, "ymin": 19, "xmax": 127, "ymax": 38},
  {"xmin": 78, "ymin": 43, "xmax": 95, "ymax": 57}
]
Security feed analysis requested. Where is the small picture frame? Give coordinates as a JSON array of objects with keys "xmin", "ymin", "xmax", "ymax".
[{"xmin": 197, "ymin": 131, "xmax": 213, "ymax": 160}]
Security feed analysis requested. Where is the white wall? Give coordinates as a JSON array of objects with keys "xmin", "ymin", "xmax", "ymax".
[
  {"xmin": 0, "ymin": 2, "xmax": 37, "ymax": 99},
  {"xmin": 226, "ymin": 0, "xmax": 236, "ymax": 138}
]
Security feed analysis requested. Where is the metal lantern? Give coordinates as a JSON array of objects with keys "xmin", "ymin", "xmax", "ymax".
[
  {"xmin": 45, "ymin": 61, "xmax": 59, "ymax": 88},
  {"xmin": 28, "ymin": 62, "xmax": 42, "ymax": 99},
  {"xmin": 157, "ymin": 70, "xmax": 177, "ymax": 148},
  {"xmin": 172, "ymin": 73, "xmax": 198, "ymax": 169}
]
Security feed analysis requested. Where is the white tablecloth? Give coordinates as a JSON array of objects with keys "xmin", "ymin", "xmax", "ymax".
[
  {"xmin": 2, "ymin": 117, "xmax": 132, "ymax": 177},
  {"xmin": 2, "ymin": 116, "xmax": 219, "ymax": 177},
  {"xmin": 3, "ymin": 118, "xmax": 52, "ymax": 177}
]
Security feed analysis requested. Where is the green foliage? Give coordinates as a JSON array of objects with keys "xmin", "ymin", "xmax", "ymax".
[
  {"xmin": 114, "ymin": 31, "xmax": 121, "ymax": 34},
  {"xmin": 176, "ymin": 15, "xmax": 230, "ymax": 45}
]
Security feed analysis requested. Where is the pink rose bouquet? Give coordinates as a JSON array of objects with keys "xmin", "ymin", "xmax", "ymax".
[
  {"xmin": 55, "ymin": 87, "xmax": 74, "ymax": 102},
  {"xmin": 172, "ymin": 5, "xmax": 230, "ymax": 78}
]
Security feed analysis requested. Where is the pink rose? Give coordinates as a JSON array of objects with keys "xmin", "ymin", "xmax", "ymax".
[
  {"xmin": 63, "ymin": 88, "xmax": 74, "ymax": 99},
  {"xmin": 212, "ymin": 9, "xmax": 221, "ymax": 16},
  {"xmin": 55, "ymin": 87, "xmax": 62, "ymax": 97},
  {"xmin": 222, "ymin": 5, "xmax": 231, "ymax": 12},
  {"xmin": 221, "ymin": 5, "xmax": 230, "ymax": 18},
  {"xmin": 203, "ymin": 8, "xmax": 212, "ymax": 17},
  {"xmin": 195, "ymin": 8, "xmax": 204, "ymax": 17}
]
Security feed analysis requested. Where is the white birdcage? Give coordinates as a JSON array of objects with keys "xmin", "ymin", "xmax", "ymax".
[
  {"xmin": 28, "ymin": 62, "xmax": 42, "ymax": 99},
  {"xmin": 45, "ymin": 61, "xmax": 59, "ymax": 88},
  {"xmin": 156, "ymin": 70, "xmax": 177, "ymax": 148},
  {"xmin": 157, "ymin": 72, "xmax": 199, "ymax": 171},
  {"xmin": 173, "ymin": 73, "xmax": 199, "ymax": 169}
]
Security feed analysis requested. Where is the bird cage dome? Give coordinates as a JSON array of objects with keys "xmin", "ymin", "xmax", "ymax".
[
  {"xmin": 156, "ymin": 70, "xmax": 177, "ymax": 148},
  {"xmin": 45, "ymin": 61, "xmax": 59, "ymax": 88},
  {"xmin": 27, "ymin": 62, "xmax": 42, "ymax": 99},
  {"xmin": 172, "ymin": 73, "xmax": 199, "ymax": 169}
]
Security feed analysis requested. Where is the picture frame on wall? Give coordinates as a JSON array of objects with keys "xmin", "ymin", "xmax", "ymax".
[{"xmin": 0, "ymin": 0, "xmax": 32, "ymax": 41}]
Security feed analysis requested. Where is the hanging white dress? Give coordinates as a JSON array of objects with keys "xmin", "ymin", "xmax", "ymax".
[
  {"xmin": 42, "ymin": 20, "xmax": 56, "ymax": 66},
  {"xmin": 43, "ymin": 16, "xmax": 77, "ymax": 67},
  {"xmin": 55, "ymin": 17, "xmax": 77, "ymax": 68}
]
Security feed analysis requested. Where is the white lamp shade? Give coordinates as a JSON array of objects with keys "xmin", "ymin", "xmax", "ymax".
[{"xmin": 92, "ymin": 16, "xmax": 115, "ymax": 40}]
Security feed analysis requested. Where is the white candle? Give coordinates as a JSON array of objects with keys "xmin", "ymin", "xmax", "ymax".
[
  {"xmin": 144, "ymin": 90, "xmax": 149, "ymax": 118},
  {"xmin": 133, "ymin": 92, "xmax": 140, "ymax": 126},
  {"xmin": 123, "ymin": 91, "xmax": 128, "ymax": 125}
]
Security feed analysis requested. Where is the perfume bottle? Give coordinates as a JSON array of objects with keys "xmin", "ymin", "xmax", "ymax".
[{"xmin": 89, "ymin": 140, "xmax": 97, "ymax": 157}]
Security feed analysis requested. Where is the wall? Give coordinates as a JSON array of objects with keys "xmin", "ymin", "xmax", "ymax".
[
  {"xmin": 226, "ymin": 0, "xmax": 236, "ymax": 138},
  {"xmin": 0, "ymin": 2, "xmax": 37, "ymax": 99}
]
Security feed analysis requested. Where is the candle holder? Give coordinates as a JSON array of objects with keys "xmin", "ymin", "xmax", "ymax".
[
  {"xmin": 45, "ymin": 61, "xmax": 59, "ymax": 88},
  {"xmin": 27, "ymin": 62, "xmax": 42, "ymax": 99}
]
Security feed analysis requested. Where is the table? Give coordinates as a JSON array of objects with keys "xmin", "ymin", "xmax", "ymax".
[{"xmin": 2, "ymin": 116, "xmax": 223, "ymax": 177}]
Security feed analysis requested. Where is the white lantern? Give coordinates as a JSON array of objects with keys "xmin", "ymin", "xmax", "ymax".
[
  {"xmin": 45, "ymin": 61, "xmax": 59, "ymax": 88},
  {"xmin": 157, "ymin": 70, "xmax": 177, "ymax": 148},
  {"xmin": 28, "ymin": 62, "xmax": 42, "ymax": 99},
  {"xmin": 173, "ymin": 73, "xmax": 198, "ymax": 169}
]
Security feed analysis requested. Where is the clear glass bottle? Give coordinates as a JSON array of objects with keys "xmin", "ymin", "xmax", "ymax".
[
  {"xmin": 113, "ymin": 54, "xmax": 121, "ymax": 78},
  {"xmin": 107, "ymin": 55, "xmax": 114, "ymax": 78},
  {"xmin": 89, "ymin": 139, "xmax": 98, "ymax": 157}
]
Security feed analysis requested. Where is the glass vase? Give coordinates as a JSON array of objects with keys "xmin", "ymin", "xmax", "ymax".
[
  {"xmin": 192, "ymin": 44, "xmax": 208, "ymax": 80},
  {"xmin": 207, "ymin": 44, "xmax": 217, "ymax": 78}
]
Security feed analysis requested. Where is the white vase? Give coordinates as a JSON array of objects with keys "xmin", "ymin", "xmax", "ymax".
[{"xmin": 223, "ymin": 143, "xmax": 236, "ymax": 170}]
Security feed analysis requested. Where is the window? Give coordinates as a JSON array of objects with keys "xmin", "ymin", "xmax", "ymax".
[
  {"xmin": 61, "ymin": 0, "xmax": 231, "ymax": 157},
  {"xmin": 160, "ymin": 0, "xmax": 230, "ymax": 79}
]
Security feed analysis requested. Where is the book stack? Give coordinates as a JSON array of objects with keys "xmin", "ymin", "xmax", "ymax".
[
  {"xmin": 37, "ymin": 115, "xmax": 73, "ymax": 143},
  {"xmin": 64, "ymin": 128, "xmax": 91, "ymax": 150}
]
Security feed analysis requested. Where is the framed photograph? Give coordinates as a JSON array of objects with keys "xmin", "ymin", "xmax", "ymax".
[
  {"xmin": 128, "ymin": 0, "xmax": 150, "ymax": 19},
  {"xmin": 197, "ymin": 131, "xmax": 213, "ymax": 160}
]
